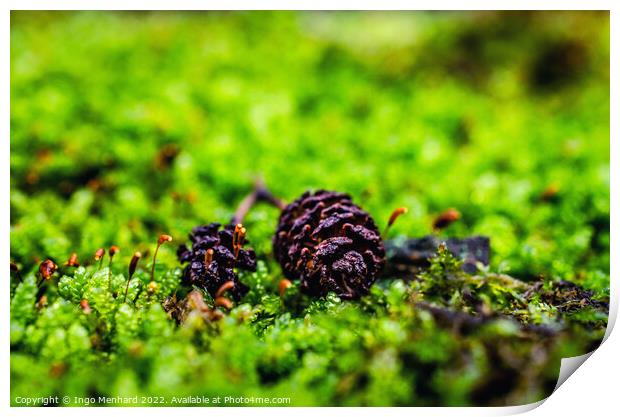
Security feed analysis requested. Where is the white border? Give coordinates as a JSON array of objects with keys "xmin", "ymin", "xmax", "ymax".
[{"xmin": 3, "ymin": 2, "xmax": 616, "ymax": 417}]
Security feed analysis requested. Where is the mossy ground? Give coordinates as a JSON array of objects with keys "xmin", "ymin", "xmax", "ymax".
[{"xmin": 10, "ymin": 11, "xmax": 609, "ymax": 406}]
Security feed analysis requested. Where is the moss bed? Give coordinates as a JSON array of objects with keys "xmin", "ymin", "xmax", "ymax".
[{"xmin": 10, "ymin": 11, "xmax": 609, "ymax": 406}]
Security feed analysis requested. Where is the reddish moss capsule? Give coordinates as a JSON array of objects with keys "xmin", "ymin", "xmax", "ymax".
[
  {"xmin": 37, "ymin": 295, "xmax": 48, "ymax": 310},
  {"xmin": 432, "ymin": 208, "xmax": 461, "ymax": 230},
  {"xmin": 39, "ymin": 259, "xmax": 57, "ymax": 280},
  {"xmin": 215, "ymin": 281, "xmax": 236, "ymax": 298},
  {"xmin": 540, "ymin": 184, "xmax": 560, "ymax": 202},
  {"xmin": 128, "ymin": 252, "xmax": 141, "ymax": 278},
  {"xmin": 94, "ymin": 248, "xmax": 105, "ymax": 261},
  {"xmin": 108, "ymin": 245, "xmax": 120, "ymax": 258},
  {"xmin": 214, "ymin": 296, "xmax": 233, "ymax": 310},
  {"xmin": 80, "ymin": 299, "xmax": 92, "ymax": 314},
  {"xmin": 147, "ymin": 281, "xmax": 158, "ymax": 294},
  {"xmin": 65, "ymin": 253, "xmax": 80, "ymax": 267},
  {"xmin": 278, "ymin": 279, "xmax": 293, "ymax": 296},
  {"xmin": 158, "ymin": 234, "xmax": 173, "ymax": 245}
]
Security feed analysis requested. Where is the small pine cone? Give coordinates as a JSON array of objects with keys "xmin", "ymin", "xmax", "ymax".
[
  {"xmin": 273, "ymin": 190, "xmax": 385, "ymax": 299},
  {"xmin": 177, "ymin": 223, "xmax": 256, "ymax": 300}
]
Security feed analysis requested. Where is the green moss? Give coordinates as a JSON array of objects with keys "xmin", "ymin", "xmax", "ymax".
[{"xmin": 10, "ymin": 11, "xmax": 609, "ymax": 406}]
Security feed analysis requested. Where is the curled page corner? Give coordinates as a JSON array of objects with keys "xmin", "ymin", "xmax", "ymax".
[
  {"xmin": 527, "ymin": 289, "xmax": 616, "ymax": 411},
  {"xmin": 553, "ymin": 351, "xmax": 595, "ymax": 392},
  {"xmin": 502, "ymin": 398, "xmax": 546, "ymax": 415},
  {"xmin": 502, "ymin": 351, "xmax": 598, "ymax": 415},
  {"xmin": 603, "ymin": 283, "xmax": 617, "ymax": 342},
  {"xmin": 540, "ymin": 264, "xmax": 619, "ymax": 401}
]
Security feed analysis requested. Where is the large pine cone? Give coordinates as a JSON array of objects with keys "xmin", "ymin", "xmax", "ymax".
[
  {"xmin": 273, "ymin": 190, "xmax": 385, "ymax": 299},
  {"xmin": 177, "ymin": 223, "xmax": 256, "ymax": 300}
]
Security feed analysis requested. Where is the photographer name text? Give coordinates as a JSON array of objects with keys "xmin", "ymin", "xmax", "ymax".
[{"xmin": 13, "ymin": 395, "xmax": 291, "ymax": 406}]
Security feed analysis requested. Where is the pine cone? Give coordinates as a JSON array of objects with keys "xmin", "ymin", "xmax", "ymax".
[
  {"xmin": 177, "ymin": 223, "xmax": 256, "ymax": 300},
  {"xmin": 273, "ymin": 190, "xmax": 385, "ymax": 299}
]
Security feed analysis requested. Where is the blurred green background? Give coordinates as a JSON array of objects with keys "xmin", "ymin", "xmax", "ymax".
[
  {"xmin": 10, "ymin": 11, "xmax": 610, "ymax": 406},
  {"xmin": 11, "ymin": 11, "xmax": 610, "ymax": 284}
]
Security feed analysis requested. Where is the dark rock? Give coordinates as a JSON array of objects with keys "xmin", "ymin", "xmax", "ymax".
[{"xmin": 385, "ymin": 235, "xmax": 490, "ymax": 276}]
